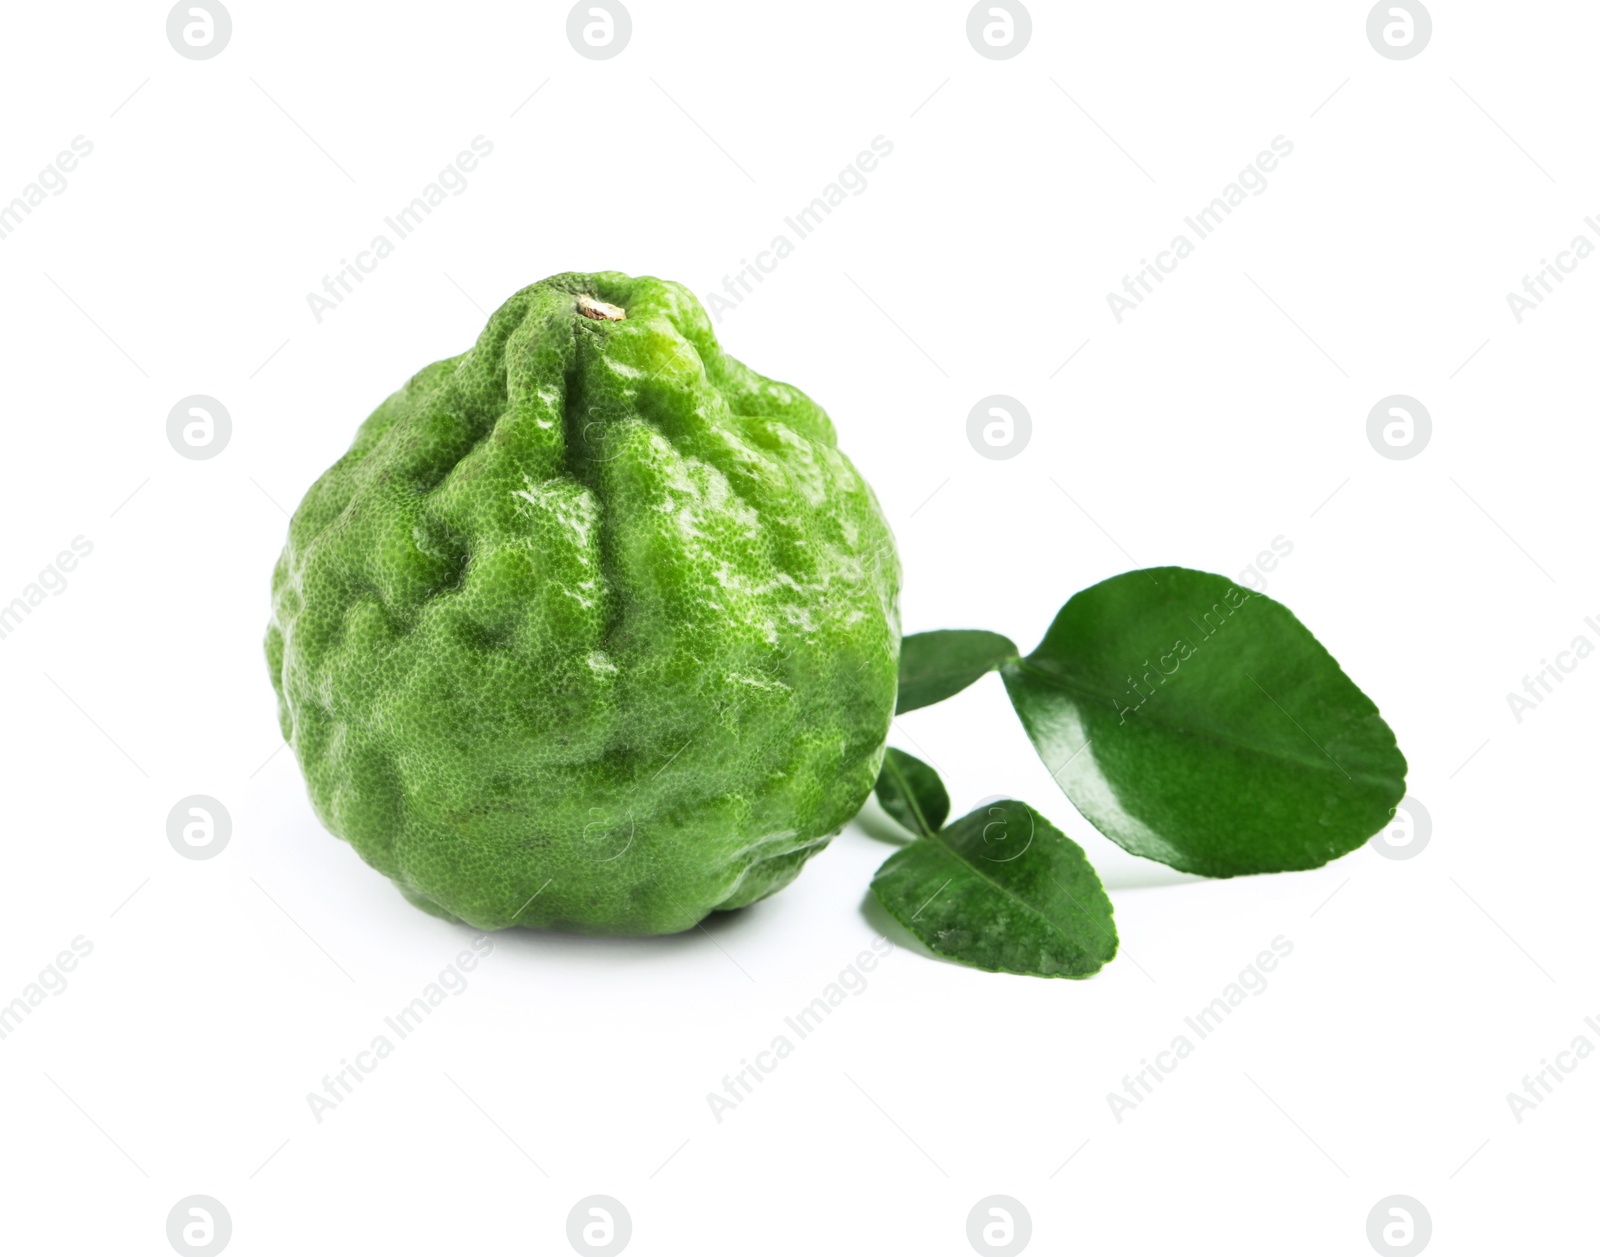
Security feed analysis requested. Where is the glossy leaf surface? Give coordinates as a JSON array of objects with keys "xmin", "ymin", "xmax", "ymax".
[
  {"xmin": 873, "ymin": 747, "xmax": 950, "ymax": 839},
  {"xmin": 896, "ymin": 630, "xmax": 1018, "ymax": 714},
  {"xmin": 1001, "ymin": 567, "xmax": 1406, "ymax": 877},
  {"xmin": 871, "ymin": 800, "xmax": 1117, "ymax": 978}
]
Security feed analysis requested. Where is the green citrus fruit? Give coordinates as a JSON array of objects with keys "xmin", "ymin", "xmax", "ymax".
[{"xmin": 266, "ymin": 273, "xmax": 899, "ymax": 935}]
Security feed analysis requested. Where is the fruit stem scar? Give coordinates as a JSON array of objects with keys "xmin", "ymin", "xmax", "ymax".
[{"xmin": 576, "ymin": 294, "xmax": 626, "ymax": 321}]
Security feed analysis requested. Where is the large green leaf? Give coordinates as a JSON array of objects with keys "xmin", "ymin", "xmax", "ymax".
[
  {"xmin": 873, "ymin": 747, "xmax": 950, "ymax": 839},
  {"xmin": 896, "ymin": 630, "xmax": 1018, "ymax": 713},
  {"xmin": 870, "ymin": 800, "xmax": 1117, "ymax": 978},
  {"xmin": 1001, "ymin": 567, "xmax": 1406, "ymax": 877}
]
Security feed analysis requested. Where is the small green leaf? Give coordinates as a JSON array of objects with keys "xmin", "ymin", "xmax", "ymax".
[
  {"xmin": 897, "ymin": 629, "xmax": 1019, "ymax": 713},
  {"xmin": 870, "ymin": 800, "xmax": 1117, "ymax": 978},
  {"xmin": 1001, "ymin": 567, "xmax": 1407, "ymax": 877},
  {"xmin": 873, "ymin": 747, "xmax": 950, "ymax": 839}
]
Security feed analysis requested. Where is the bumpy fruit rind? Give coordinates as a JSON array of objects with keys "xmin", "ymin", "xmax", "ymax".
[{"xmin": 266, "ymin": 272, "xmax": 899, "ymax": 935}]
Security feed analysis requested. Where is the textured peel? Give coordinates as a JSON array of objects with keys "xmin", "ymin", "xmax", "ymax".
[{"xmin": 266, "ymin": 272, "xmax": 900, "ymax": 934}]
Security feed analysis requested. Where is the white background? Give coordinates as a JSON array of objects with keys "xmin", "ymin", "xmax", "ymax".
[{"xmin": 0, "ymin": 2, "xmax": 1594, "ymax": 1254}]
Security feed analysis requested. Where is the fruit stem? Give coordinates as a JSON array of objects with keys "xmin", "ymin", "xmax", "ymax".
[{"xmin": 576, "ymin": 294, "xmax": 626, "ymax": 322}]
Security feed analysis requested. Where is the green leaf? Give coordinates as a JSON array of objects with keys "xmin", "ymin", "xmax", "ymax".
[
  {"xmin": 873, "ymin": 747, "xmax": 950, "ymax": 839},
  {"xmin": 897, "ymin": 629, "xmax": 1019, "ymax": 713},
  {"xmin": 1001, "ymin": 567, "xmax": 1406, "ymax": 877},
  {"xmin": 870, "ymin": 800, "xmax": 1117, "ymax": 978}
]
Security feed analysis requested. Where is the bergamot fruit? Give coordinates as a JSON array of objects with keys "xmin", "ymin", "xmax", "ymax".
[{"xmin": 266, "ymin": 272, "xmax": 899, "ymax": 935}]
